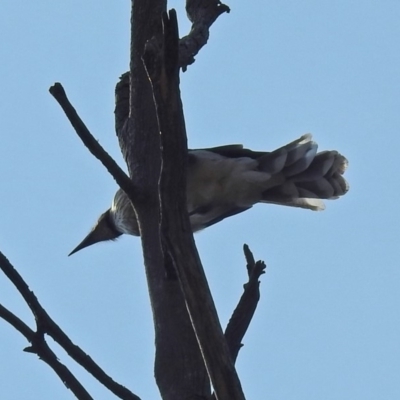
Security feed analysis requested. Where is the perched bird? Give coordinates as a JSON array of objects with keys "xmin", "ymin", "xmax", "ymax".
[{"xmin": 69, "ymin": 134, "xmax": 348, "ymax": 255}]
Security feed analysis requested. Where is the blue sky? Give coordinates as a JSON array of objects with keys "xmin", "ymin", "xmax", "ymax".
[{"xmin": 1, "ymin": 1, "xmax": 399, "ymax": 399}]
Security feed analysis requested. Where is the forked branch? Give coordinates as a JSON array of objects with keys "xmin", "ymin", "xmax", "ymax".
[
  {"xmin": 0, "ymin": 247, "xmax": 140, "ymax": 400},
  {"xmin": 225, "ymin": 245, "xmax": 266, "ymax": 363}
]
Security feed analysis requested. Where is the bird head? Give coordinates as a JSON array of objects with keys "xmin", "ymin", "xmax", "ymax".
[{"xmin": 68, "ymin": 209, "xmax": 122, "ymax": 256}]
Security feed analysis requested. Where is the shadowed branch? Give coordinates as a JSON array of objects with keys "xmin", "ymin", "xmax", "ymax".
[
  {"xmin": 0, "ymin": 251, "xmax": 141, "ymax": 400},
  {"xmin": 180, "ymin": 0, "xmax": 230, "ymax": 70},
  {"xmin": 224, "ymin": 245, "xmax": 266, "ymax": 363},
  {"xmin": 49, "ymin": 83, "xmax": 138, "ymax": 203},
  {"xmin": 143, "ymin": 9, "xmax": 245, "ymax": 400}
]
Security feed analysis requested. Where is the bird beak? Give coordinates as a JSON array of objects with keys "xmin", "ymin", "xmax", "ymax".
[
  {"xmin": 68, "ymin": 209, "xmax": 122, "ymax": 256},
  {"xmin": 68, "ymin": 229, "xmax": 100, "ymax": 256}
]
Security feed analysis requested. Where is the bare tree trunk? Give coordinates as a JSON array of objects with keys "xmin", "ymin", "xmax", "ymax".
[{"xmin": 115, "ymin": 1, "xmax": 210, "ymax": 399}]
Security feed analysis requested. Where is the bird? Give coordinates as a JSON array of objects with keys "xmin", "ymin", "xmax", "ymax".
[{"xmin": 69, "ymin": 134, "xmax": 349, "ymax": 256}]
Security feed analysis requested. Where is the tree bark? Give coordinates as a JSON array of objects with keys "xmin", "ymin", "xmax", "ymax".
[
  {"xmin": 115, "ymin": 2, "xmax": 210, "ymax": 399},
  {"xmin": 143, "ymin": 10, "xmax": 246, "ymax": 400}
]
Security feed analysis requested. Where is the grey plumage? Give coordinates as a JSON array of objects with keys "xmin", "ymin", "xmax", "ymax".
[{"xmin": 69, "ymin": 134, "xmax": 349, "ymax": 255}]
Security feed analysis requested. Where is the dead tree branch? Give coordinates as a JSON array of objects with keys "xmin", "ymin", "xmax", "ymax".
[
  {"xmin": 180, "ymin": 0, "xmax": 230, "ymax": 70},
  {"xmin": 0, "ymin": 303, "xmax": 93, "ymax": 400},
  {"xmin": 49, "ymin": 83, "xmax": 137, "ymax": 202},
  {"xmin": 143, "ymin": 10, "xmax": 245, "ymax": 400},
  {"xmin": 0, "ymin": 303, "xmax": 33, "ymax": 340},
  {"xmin": 224, "ymin": 245, "xmax": 266, "ymax": 363},
  {"xmin": 122, "ymin": 1, "xmax": 213, "ymax": 398},
  {"xmin": 121, "ymin": 0, "xmax": 230, "ymax": 77},
  {"xmin": 0, "ymin": 251, "xmax": 141, "ymax": 400}
]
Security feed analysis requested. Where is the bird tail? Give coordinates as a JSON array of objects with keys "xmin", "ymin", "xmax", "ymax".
[{"xmin": 258, "ymin": 134, "xmax": 349, "ymax": 210}]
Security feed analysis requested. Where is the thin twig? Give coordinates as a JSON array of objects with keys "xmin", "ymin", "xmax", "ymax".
[
  {"xmin": 0, "ymin": 303, "xmax": 34, "ymax": 341},
  {"xmin": 0, "ymin": 303, "xmax": 94, "ymax": 400},
  {"xmin": 49, "ymin": 83, "xmax": 137, "ymax": 202},
  {"xmin": 224, "ymin": 245, "xmax": 266, "ymax": 363},
  {"xmin": 0, "ymin": 251, "xmax": 141, "ymax": 400},
  {"xmin": 28, "ymin": 334, "xmax": 95, "ymax": 400}
]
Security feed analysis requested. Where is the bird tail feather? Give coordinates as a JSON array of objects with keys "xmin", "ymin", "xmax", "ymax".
[{"xmin": 259, "ymin": 134, "xmax": 349, "ymax": 211}]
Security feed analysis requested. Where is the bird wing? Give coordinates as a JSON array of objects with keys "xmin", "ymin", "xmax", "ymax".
[
  {"xmin": 189, "ymin": 204, "xmax": 251, "ymax": 231},
  {"xmin": 190, "ymin": 145, "xmax": 266, "ymax": 160}
]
